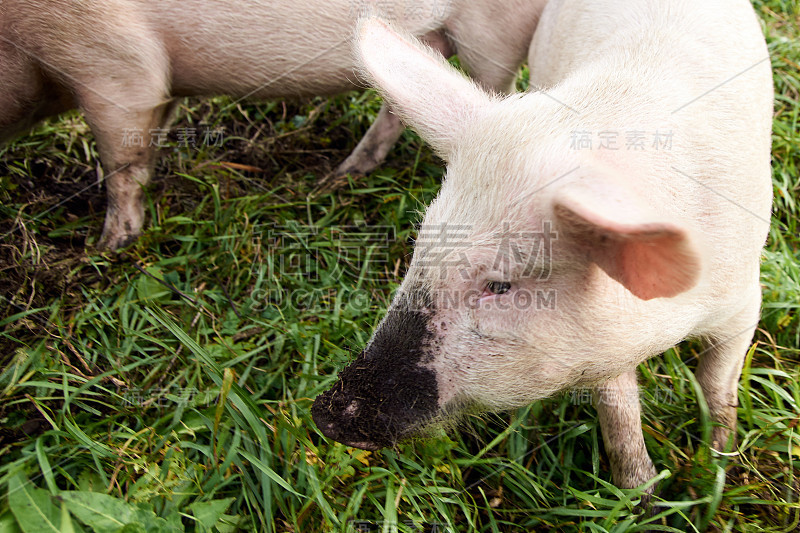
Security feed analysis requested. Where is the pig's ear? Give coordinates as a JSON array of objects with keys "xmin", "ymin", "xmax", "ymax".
[
  {"xmin": 553, "ymin": 182, "xmax": 702, "ymax": 300},
  {"xmin": 355, "ymin": 17, "xmax": 491, "ymax": 158}
]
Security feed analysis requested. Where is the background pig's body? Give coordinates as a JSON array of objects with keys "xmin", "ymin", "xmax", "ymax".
[
  {"xmin": 0, "ymin": 0, "xmax": 545, "ymax": 249},
  {"xmin": 313, "ymin": 0, "xmax": 772, "ymax": 493}
]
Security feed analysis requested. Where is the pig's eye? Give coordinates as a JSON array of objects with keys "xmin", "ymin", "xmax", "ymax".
[{"xmin": 486, "ymin": 281, "xmax": 511, "ymax": 295}]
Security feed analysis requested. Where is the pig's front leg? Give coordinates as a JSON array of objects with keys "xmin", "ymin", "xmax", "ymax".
[
  {"xmin": 695, "ymin": 295, "xmax": 761, "ymax": 452},
  {"xmin": 594, "ymin": 371, "xmax": 658, "ymax": 492},
  {"xmin": 43, "ymin": 20, "xmax": 174, "ymax": 251}
]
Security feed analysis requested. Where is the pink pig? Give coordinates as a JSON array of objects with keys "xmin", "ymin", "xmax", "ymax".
[{"xmin": 313, "ymin": 0, "xmax": 773, "ymax": 494}]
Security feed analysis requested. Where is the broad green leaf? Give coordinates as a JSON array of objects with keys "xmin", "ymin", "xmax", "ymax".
[
  {"xmin": 136, "ymin": 266, "xmax": 171, "ymax": 302},
  {"xmin": 60, "ymin": 492, "xmax": 183, "ymax": 533},
  {"xmin": 213, "ymin": 515, "xmax": 240, "ymax": 533},
  {"xmin": 188, "ymin": 498, "xmax": 235, "ymax": 529},
  {"xmin": 7, "ymin": 475, "xmax": 60, "ymax": 533},
  {"xmin": 59, "ymin": 492, "xmax": 131, "ymax": 531},
  {"xmin": 116, "ymin": 524, "xmax": 146, "ymax": 533}
]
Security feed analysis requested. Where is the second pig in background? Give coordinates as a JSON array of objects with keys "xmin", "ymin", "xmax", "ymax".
[{"xmin": 0, "ymin": 0, "xmax": 546, "ymax": 249}]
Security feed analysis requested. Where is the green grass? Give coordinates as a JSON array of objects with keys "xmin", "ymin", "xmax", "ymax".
[{"xmin": 1, "ymin": 2, "xmax": 799, "ymax": 531}]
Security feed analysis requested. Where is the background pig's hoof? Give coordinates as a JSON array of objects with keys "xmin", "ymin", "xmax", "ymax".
[
  {"xmin": 96, "ymin": 229, "xmax": 139, "ymax": 251},
  {"xmin": 313, "ymin": 168, "xmax": 366, "ymax": 195},
  {"xmin": 98, "ymin": 209, "xmax": 144, "ymax": 251}
]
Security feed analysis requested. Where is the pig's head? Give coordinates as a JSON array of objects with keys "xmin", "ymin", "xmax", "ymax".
[{"xmin": 312, "ymin": 18, "xmax": 703, "ymax": 450}]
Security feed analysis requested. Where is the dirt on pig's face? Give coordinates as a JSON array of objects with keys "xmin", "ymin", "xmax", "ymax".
[{"xmin": 311, "ymin": 290, "xmax": 441, "ymax": 450}]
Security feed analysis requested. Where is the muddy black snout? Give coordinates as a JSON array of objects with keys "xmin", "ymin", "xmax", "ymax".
[{"xmin": 311, "ymin": 306, "xmax": 440, "ymax": 449}]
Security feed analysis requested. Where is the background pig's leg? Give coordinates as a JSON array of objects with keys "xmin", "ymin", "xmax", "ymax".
[
  {"xmin": 446, "ymin": 0, "xmax": 544, "ymax": 94},
  {"xmin": 89, "ymin": 96, "xmax": 175, "ymax": 250},
  {"xmin": 2, "ymin": 5, "xmax": 172, "ymax": 249},
  {"xmin": 59, "ymin": 29, "xmax": 173, "ymax": 250},
  {"xmin": 594, "ymin": 371, "xmax": 658, "ymax": 491},
  {"xmin": 695, "ymin": 297, "xmax": 761, "ymax": 452},
  {"xmin": 330, "ymin": 1, "xmax": 542, "ymax": 185},
  {"xmin": 0, "ymin": 47, "xmax": 61, "ymax": 144},
  {"xmin": 332, "ymin": 103, "xmax": 404, "ymax": 178},
  {"xmin": 329, "ymin": 30, "xmax": 455, "ymax": 183}
]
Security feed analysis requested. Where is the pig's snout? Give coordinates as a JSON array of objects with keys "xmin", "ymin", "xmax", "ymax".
[
  {"xmin": 311, "ymin": 397, "xmax": 384, "ymax": 451},
  {"xmin": 312, "ymin": 307, "xmax": 440, "ymax": 450}
]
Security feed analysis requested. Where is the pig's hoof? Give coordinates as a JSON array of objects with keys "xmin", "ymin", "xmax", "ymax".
[
  {"xmin": 97, "ymin": 211, "xmax": 144, "ymax": 251},
  {"xmin": 313, "ymin": 167, "xmax": 365, "ymax": 195},
  {"xmin": 96, "ymin": 230, "xmax": 139, "ymax": 251}
]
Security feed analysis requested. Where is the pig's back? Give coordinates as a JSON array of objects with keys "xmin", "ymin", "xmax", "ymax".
[{"xmin": 136, "ymin": 0, "xmax": 447, "ymax": 98}]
